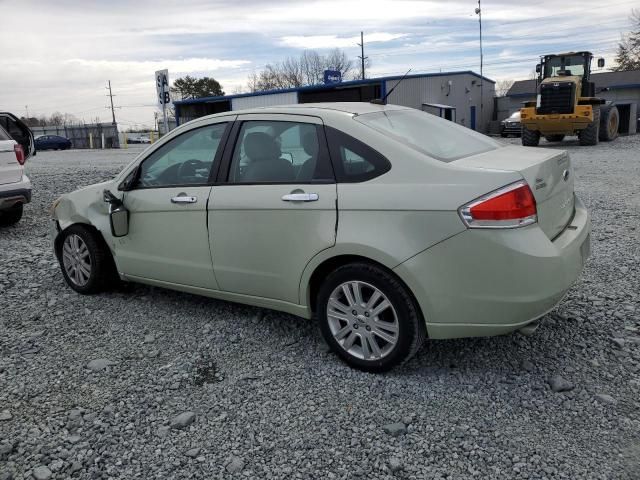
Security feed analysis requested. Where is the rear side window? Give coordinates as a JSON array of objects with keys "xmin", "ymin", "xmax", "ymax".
[
  {"xmin": 325, "ymin": 127, "xmax": 391, "ymax": 182},
  {"xmin": 0, "ymin": 125, "xmax": 10, "ymax": 141}
]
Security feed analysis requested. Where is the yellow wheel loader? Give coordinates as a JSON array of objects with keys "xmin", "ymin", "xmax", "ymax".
[{"xmin": 520, "ymin": 52, "xmax": 619, "ymax": 146}]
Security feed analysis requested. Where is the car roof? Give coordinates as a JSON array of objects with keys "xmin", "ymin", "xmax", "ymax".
[{"xmin": 195, "ymin": 102, "xmax": 412, "ymax": 121}]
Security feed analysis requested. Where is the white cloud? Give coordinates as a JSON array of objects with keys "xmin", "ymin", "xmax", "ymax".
[
  {"xmin": 280, "ymin": 32, "xmax": 406, "ymax": 49},
  {"xmin": 0, "ymin": 0, "xmax": 634, "ymax": 127}
]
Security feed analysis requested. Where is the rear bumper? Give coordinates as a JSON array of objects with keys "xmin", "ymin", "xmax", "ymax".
[
  {"xmin": 394, "ymin": 196, "xmax": 591, "ymax": 339},
  {"xmin": 0, "ymin": 177, "xmax": 32, "ymax": 210},
  {"xmin": 520, "ymin": 106, "xmax": 593, "ymax": 134}
]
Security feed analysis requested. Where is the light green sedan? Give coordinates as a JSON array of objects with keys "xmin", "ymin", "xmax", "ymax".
[{"xmin": 51, "ymin": 103, "xmax": 590, "ymax": 372}]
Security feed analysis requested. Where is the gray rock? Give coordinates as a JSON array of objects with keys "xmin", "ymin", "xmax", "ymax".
[
  {"xmin": 226, "ymin": 456, "xmax": 244, "ymax": 473},
  {"xmin": 611, "ymin": 337, "xmax": 625, "ymax": 349},
  {"xmin": 69, "ymin": 461, "xmax": 82, "ymax": 473},
  {"xmin": 32, "ymin": 466, "xmax": 52, "ymax": 480},
  {"xmin": 595, "ymin": 394, "xmax": 616, "ymax": 405},
  {"xmin": 521, "ymin": 359, "xmax": 534, "ymax": 372},
  {"xmin": 86, "ymin": 358, "xmax": 116, "ymax": 372},
  {"xmin": 382, "ymin": 422, "xmax": 407, "ymax": 437},
  {"xmin": 157, "ymin": 426, "xmax": 170, "ymax": 437},
  {"xmin": 185, "ymin": 447, "xmax": 200, "ymax": 458},
  {"xmin": 0, "ymin": 410, "xmax": 12, "ymax": 421},
  {"xmin": 170, "ymin": 411, "xmax": 196, "ymax": 429},
  {"xmin": 48, "ymin": 459, "xmax": 64, "ymax": 472},
  {"xmin": 389, "ymin": 457, "xmax": 403, "ymax": 473},
  {"xmin": 548, "ymin": 375, "xmax": 574, "ymax": 393},
  {"xmin": 144, "ymin": 334, "xmax": 155, "ymax": 343}
]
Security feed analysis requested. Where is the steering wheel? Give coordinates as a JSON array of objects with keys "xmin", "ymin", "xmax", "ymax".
[{"xmin": 178, "ymin": 159, "xmax": 207, "ymax": 180}]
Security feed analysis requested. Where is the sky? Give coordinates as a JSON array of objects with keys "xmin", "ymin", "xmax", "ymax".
[{"xmin": 0, "ymin": 0, "xmax": 636, "ymax": 129}]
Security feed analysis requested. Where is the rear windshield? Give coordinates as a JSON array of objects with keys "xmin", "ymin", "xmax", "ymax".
[
  {"xmin": 355, "ymin": 109, "xmax": 502, "ymax": 162},
  {"xmin": 0, "ymin": 125, "xmax": 11, "ymax": 141}
]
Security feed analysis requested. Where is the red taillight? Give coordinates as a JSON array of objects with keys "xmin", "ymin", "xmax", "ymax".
[
  {"xmin": 14, "ymin": 144, "xmax": 25, "ymax": 165},
  {"xmin": 459, "ymin": 181, "xmax": 537, "ymax": 228}
]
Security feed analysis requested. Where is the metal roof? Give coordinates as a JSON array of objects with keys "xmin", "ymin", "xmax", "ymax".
[
  {"xmin": 174, "ymin": 70, "xmax": 495, "ymax": 106},
  {"xmin": 506, "ymin": 69, "xmax": 640, "ymax": 97},
  {"xmin": 422, "ymin": 102, "xmax": 456, "ymax": 109}
]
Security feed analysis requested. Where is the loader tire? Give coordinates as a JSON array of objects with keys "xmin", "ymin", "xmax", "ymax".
[
  {"xmin": 599, "ymin": 106, "xmax": 619, "ymax": 141},
  {"xmin": 579, "ymin": 107, "xmax": 600, "ymax": 146},
  {"xmin": 522, "ymin": 126, "xmax": 540, "ymax": 146}
]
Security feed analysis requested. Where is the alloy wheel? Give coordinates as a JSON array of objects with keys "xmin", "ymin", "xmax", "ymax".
[
  {"xmin": 62, "ymin": 234, "xmax": 92, "ymax": 286},
  {"xmin": 326, "ymin": 281, "xmax": 399, "ymax": 361}
]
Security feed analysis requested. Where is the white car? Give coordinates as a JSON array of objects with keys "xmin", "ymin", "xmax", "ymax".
[{"xmin": 0, "ymin": 113, "xmax": 35, "ymax": 226}]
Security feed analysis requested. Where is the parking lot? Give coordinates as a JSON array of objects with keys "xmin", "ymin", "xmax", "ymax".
[{"xmin": 1, "ymin": 136, "xmax": 639, "ymax": 479}]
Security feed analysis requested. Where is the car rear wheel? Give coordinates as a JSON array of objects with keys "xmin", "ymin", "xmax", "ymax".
[
  {"xmin": 317, "ymin": 263, "xmax": 426, "ymax": 372},
  {"xmin": 57, "ymin": 225, "xmax": 118, "ymax": 294},
  {"xmin": 0, "ymin": 204, "xmax": 23, "ymax": 226}
]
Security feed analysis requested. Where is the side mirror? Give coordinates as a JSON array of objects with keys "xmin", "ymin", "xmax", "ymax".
[
  {"xmin": 535, "ymin": 64, "xmax": 541, "ymax": 74},
  {"xmin": 103, "ymin": 189, "xmax": 129, "ymax": 237},
  {"xmin": 597, "ymin": 58, "xmax": 605, "ymax": 68}
]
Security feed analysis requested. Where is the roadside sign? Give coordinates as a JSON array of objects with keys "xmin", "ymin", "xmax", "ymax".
[
  {"xmin": 155, "ymin": 69, "xmax": 170, "ymax": 135},
  {"xmin": 155, "ymin": 69, "xmax": 170, "ymax": 106},
  {"xmin": 323, "ymin": 70, "xmax": 342, "ymax": 85}
]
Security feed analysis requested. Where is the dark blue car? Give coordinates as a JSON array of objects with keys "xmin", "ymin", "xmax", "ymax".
[{"xmin": 35, "ymin": 135, "xmax": 72, "ymax": 151}]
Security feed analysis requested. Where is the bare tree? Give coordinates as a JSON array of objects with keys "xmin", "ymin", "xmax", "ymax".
[
  {"xmin": 613, "ymin": 9, "xmax": 640, "ymax": 71},
  {"xmin": 248, "ymin": 48, "xmax": 356, "ymax": 92},
  {"xmin": 495, "ymin": 79, "xmax": 515, "ymax": 97}
]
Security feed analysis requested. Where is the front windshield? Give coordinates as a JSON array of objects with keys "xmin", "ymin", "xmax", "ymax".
[
  {"xmin": 544, "ymin": 55, "xmax": 587, "ymax": 78},
  {"xmin": 356, "ymin": 109, "xmax": 502, "ymax": 162}
]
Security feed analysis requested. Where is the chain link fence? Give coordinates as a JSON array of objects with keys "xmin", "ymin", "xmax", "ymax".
[{"xmin": 31, "ymin": 123, "xmax": 120, "ymax": 149}]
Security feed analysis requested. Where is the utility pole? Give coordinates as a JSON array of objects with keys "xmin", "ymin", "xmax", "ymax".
[
  {"xmin": 475, "ymin": 1, "xmax": 484, "ymax": 120},
  {"xmin": 106, "ymin": 80, "xmax": 117, "ymax": 125},
  {"xmin": 357, "ymin": 31, "xmax": 368, "ymax": 80},
  {"xmin": 25, "ymin": 105, "xmax": 29, "ymax": 119}
]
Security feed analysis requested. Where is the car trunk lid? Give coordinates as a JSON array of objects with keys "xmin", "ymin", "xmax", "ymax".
[
  {"xmin": 453, "ymin": 145, "xmax": 575, "ymax": 239},
  {"xmin": 0, "ymin": 140, "xmax": 22, "ymax": 185}
]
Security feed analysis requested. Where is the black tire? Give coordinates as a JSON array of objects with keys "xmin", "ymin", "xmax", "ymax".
[
  {"xmin": 317, "ymin": 263, "xmax": 426, "ymax": 372},
  {"xmin": 0, "ymin": 204, "xmax": 23, "ymax": 226},
  {"xmin": 56, "ymin": 224, "xmax": 118, "ymax": 294},
  {"xmin": 599, "ymin": 106, "xmax": 619, "ymax": 141},
  {"xmin": 522, "ymin": 126, "xmax": 540, "ymax": 146},
  {"xmin": 545, "ymin": 134, "xmax": 565, "ymax": 142},
  {"xmin": 579, "ymin": 107, "xmax": 600, "ymax": 146}
]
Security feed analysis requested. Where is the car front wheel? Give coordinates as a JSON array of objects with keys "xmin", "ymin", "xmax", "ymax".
[
  {"xmin": 57, "ymin": 225, "xmax": 117, "ymax": 294},
  {"xmin": 317, "ymin": 263, "xmax": 426, "ymax": 372}
]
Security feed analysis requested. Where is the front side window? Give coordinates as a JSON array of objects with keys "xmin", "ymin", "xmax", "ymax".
[
  {"xmin": 228, "ymin": 120, "xmax": 333, "ymax": 183},
  {"xmin": 137, "ymin": 123, "xmax": 227, "ymax": 188}
]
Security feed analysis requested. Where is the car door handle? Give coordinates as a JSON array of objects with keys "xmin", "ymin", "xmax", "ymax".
[
  {"xmin": 171, "ymin": 195, "xmax": 197, "ymax": 204},
  {"xmin": 281, "ymin": 193, "xmax": 319, "ymax": 202}
]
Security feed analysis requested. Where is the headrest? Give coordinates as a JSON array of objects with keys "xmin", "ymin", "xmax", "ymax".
[{"xmin": 244, "ymin": 132, "xmax": 280, "ymax": 162}]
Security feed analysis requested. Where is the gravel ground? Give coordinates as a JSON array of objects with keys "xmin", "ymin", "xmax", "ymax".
[{"xmin": 1, "ymin": 137, "xmax": 639, "ymax": 480}]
